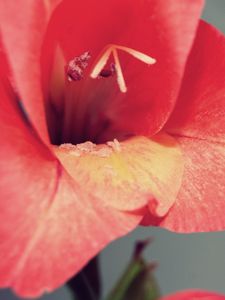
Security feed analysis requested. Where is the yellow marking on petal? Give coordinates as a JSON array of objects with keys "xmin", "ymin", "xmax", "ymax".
[{"xmin": 54, "ymin": 133, "xmax": 184, "ymax": 215}]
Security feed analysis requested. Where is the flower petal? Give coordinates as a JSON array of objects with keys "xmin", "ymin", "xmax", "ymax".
[
  {"xmin": 43, "ymin": 0, "xmax": 204, "ymax": 136},
  {"xmin": 0, "ymin": 70, "xmax": 141, "ymax": 297},
  {"xmin": 142, "ymin": 137, "xmax": 225, "ymax": 232},
  {"xmin": 54, "ymin": 133, "xmax": 184, "ymax": 217},
  {"xmin": 165, "ymin": 21, "xmax": 225, "ymax": 143},
  {"xmin": 145, "ymin": 21, "xmax": 225, "ymax": 232},
  {"xmin": 0, "ymin": 170, "xmax": 140, "ymax": 297},
  {"xmin": 0, "ymin": 0, "xmax": 60, "ymax": 141},
  {"xmin": 161, "ymin": 290, "xmax": 225, "ymax": 300}
]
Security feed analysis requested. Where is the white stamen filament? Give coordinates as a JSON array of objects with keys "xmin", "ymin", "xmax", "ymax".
[
  {"xmin": 114, "ymin": 45, "xmax": 156, "ymax": 65},
  {"xmin": 112, "ymin": 49, "xmax": 127, "ymax": 93},
  {"xmin": 90, "ymin": 48, "xmax": 112, "ymax": 78},
  {"xmin": 90, "ymin": 44, "xmax": 156, "ymax": 93}
]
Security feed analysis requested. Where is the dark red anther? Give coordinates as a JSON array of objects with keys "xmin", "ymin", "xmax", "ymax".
[
  {"xmin": 99, "ymin": 63, "xmax": 116, "ymax": 78},
  {"xmin": 65, "ymin": 51, "xmax": 91, "ymax": 82}
]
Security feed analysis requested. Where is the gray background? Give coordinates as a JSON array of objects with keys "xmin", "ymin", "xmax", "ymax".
[{"xmin": 1, "ymin": 0, "xmax": 225, "ymax": 299}]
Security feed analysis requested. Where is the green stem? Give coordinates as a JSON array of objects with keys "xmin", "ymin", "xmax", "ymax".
[{"xmin": 105, "ymin": 259, "xmax": 145, "ymax": 300}]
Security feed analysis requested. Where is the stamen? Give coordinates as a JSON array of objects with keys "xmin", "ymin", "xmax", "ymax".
[
  {"xmin": 112, "ymin": 49, "xmax": 127, "ymax": 93},
  {"xmin": 90, "ymin": 44, "xmax": 156, "ymax": 93},
  {"xmin": 90, "ymin": 48, "xmax": 112, "ymax": 79},
  {"xmin": 114, "ymin": 45, "xmax": 156, "ymax": 65},
  {"xmin": 65, "ymin": 51, "xmax": 91, "ymax": 82}
]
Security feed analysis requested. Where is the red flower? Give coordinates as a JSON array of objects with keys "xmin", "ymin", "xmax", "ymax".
[
  {"xmin": 161, "ymin": 290, "xmax": 225, "ymax": 300},
  {"xmin": 0, "ymin": 0, "xmax": 224, "ymax": 297}
]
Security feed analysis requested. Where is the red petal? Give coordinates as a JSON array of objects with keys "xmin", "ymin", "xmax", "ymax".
[
  {"xmin": 54, "ymin": 133, "xmax": 184, "ymax": 217},
  {"xmin": 0, "ymin": 0, "xmax": 60, "ymax": 141},
  {"xmin": 43, "ymin": 0, "xmax": 203, "ymax": 136},
  {"xmin": 0, "ymin": 171, "xmax": 139, "ymax": 297},
  {"xmin": 142, "ymin": 137, "xmax": 225, "ymax": 232},
  {"xmin": 161, "ymin": 290, "xmax": 225, "ymax": 300},
  {"xmin": 145, "ymin": 21, "xmax": 225, "ymax": 232},
  {"xmin": 165, "ymin": 21, "xmax": 225, "ymax": 143},
  {"xmin": 0, "ymin": 69, "xmax": 140, "ymax": 297}
]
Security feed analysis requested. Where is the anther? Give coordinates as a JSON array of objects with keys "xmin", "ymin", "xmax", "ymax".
[
  {"xmin": 65, "ymin": 51, "xmax": 91, "ymax": 82},
  {"xmin": 99, "ymin": 63, "xmax": 116, "ymax": 78}
]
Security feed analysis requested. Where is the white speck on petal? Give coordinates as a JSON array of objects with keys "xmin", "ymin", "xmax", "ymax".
[
  {"xmin": 59, "ymin": 143, "xmax": 76, "ymax": 150},
  {"xmin": 107, "ymin": 139, "xmax": 121, "ymax": 152},
  {"xmin": 59, "ymin": 143, "xmax": 81, "ymax": 156},
  {"xmin": 76, "ymin": 141, "xmax": 96, "ymax": 152},
  {"xmin": 92, "ymin": 147, "xmax": 113, "ymax": 157}
]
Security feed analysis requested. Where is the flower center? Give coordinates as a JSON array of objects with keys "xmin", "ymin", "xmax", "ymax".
[{"xmin": 47, "ymin": 44, "xmax": 156, "ymax": 147}]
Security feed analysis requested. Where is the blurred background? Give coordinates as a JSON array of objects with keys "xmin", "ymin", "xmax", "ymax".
[{"xmin": 1, "ymin": 0, "xmax": 225, "ymax": 299}]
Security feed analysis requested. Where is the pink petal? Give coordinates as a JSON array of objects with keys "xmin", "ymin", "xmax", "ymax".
[
  {"xmin": 0, "ymin": 0, "xmax": 60, "ymax": 141},
  {"xmin": 0, "ymin": 170, "xmax": 139, "ymax": 297},
  {"xmin": 161, "ymin": 290, "xmax": 225, "ymax": 300},
  {"xmin": 0, "ymin": 66, "xmax": 141, "ymax": 297},
  {"xmin": 165, "ymin": 21, "xmax": 225, "ymax": 143},
  {"xmin": 142, "ymin": 137, "xmax": 225, "ymax": 232},
  {"xmin": 43, "ymin": 0, "xmax": 204, "ymax": 137},
  {"xmin": 145, "ymin": 21, "xmax": 225, "ymax": 232}
]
